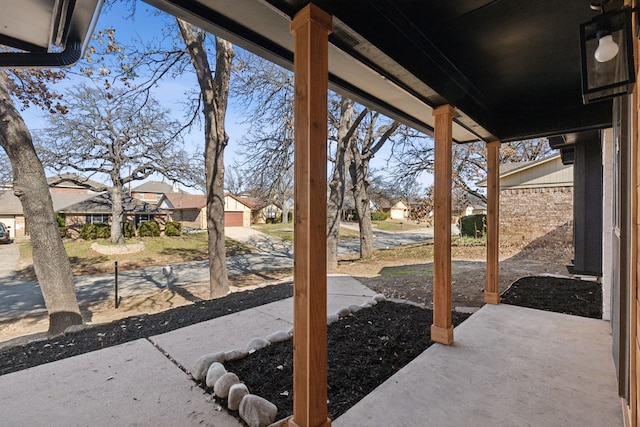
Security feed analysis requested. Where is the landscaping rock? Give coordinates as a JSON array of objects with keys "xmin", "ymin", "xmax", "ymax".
[
  {"xmin": 240, "ymin": 394, "xmax": 278, "ymax": 427},
  {"xmin": 373, "ymin": 293, "xmax": 387, "ymax": 302},
  {"xmin": 348, "ymin": 304, "xmax": 362, "ymax": 313},
  {"xmin": 326, "ymin": 314, "xmax": 339, "ymax": 325},
  {"xmin": 228, "ymin": 383, "xmax": 250, "ymax": 411},
  {"xmin": 192, "ymin": 352, "xmax": 225, "ymax": 381},
  {"xmin": 246, "ymin": 337, "xmax": 271, "ymax": 353},
  {"xmin": 214, "ymin": 372, "xmax": 240, "ymax": 398},
  {"xmin": 225, "ymin": 349, "xmax": 249, "ymax": 362},
  {"xmin": 336, "ymin": 307, "xmax": 351, "ymax": 318},
  {"xmin": 205, "ymin": 362, "xmax": 227, "ymax": 388},
  {"xmin": 368, "ymin": 298, "xmax": 378, "ymax": 306},
  {"xmin": 266, "ymin": 330, "xmax": 291, "ymax": 344}
]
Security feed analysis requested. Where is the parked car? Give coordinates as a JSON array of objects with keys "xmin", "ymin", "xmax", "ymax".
[{"xmin": 0, "ymin": 222, "xmax": 11, "ymax": 243}]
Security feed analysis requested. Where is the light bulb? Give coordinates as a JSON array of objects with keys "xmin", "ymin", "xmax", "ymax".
[{"xmin": 594, "ymin": 34, "xmax": 619, "ymax": 63}]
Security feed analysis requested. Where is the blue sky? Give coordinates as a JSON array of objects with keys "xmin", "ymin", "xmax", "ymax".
[{"xmin": 18, "ymin": 2, "xmax": 432, "ymax": 193}]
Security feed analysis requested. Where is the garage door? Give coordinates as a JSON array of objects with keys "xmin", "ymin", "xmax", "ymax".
[{"xmin": 224, "ymin": 212, "xmax": 244, "ymax": 227}]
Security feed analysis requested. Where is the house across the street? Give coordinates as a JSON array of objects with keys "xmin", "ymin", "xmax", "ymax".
[
  {"xmin": 159, "ymin": 193, "xmax": 207, "ymax": 230},
  {"xmin": 58, "ymin": 192, "xmax": 166, "ymax": 237}
]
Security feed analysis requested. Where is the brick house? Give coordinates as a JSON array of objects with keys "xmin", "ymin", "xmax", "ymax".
[
  {"xmin": 58, "ymin": 193, "xmax": 166, "ymax": 238},
  {"xmin": 477, "ymin": 154, "xmax": 573, "ymax": 243}
]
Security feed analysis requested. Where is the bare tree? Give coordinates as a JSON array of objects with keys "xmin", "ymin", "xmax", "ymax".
[
  {"xmin": 0, "ymin": 75, "xmax": 82, "ymax": 336},
  {"xmin": 37, "ymin": 83, "xmax": 193, "ymax": 244},
  {"xmin": 232, "ymin": 54, "xmax": 295, "ymax": 224},
  {"xmin": 393, "ymin": 136, "xmax": 552, "ymax": 204},
  {"xmin": 80, "ymin": 11, "xmax": 235, "ymax": 298},
  {"xmin": 349, "ymin": 111, "xmax": 400, "ymax": 258},
  {"xmin": 326, "ymin": 97, "xmax": 367, "ymax": 271},
  {"xmin": 177, "ymin": 20, "xmax": 234, "ymax": 298}
]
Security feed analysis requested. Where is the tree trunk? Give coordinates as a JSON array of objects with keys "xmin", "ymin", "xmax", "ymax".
[
  {"xmin": 178, "ymin": 20, "xmax": 234, "ymax": 298},
  {"xmin": 0, "ymin": 77, "xmax": 82, "ymax": 336},
  {"xmin": 350, "ymin": 149, "xmax": 375, "ymax": 258},
  {"xmin": 110, "ymin": 185, "xmax": 125, "ymax": 244},
  {"xmin": 327, "ymin": 98, "xmax": 355, "ymax": 272}
]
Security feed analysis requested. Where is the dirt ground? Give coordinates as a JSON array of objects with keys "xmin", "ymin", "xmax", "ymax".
[
  {"xmin": 338, "ymin": 233, "xmax": 573, "ymax": 309},
  {"xmin": 0, "ymin": 232, "xmax": 572, "ymax": 345}
]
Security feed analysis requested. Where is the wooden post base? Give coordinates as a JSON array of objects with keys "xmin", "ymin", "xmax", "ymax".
[
  {"xmin": 431, "ymin": 324, "xmax": 454, "ymax": 345},
  {"xmin": 285, "ymin": 416, "xmax": 332, "ymax": 427},
  {"xmin": 484, "ymin": 291, "xmax": 500, "ymax": 305}
]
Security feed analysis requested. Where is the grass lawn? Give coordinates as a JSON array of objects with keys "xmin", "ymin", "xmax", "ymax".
[
  {"xmin": 252, "ymin": 223, "xmax": 295, "ymax": 241},
  {"xmin": 252, "ymin": 223, "xmax": 360, "ymax": 241},
  {"xmin": 372, "ymin": 219, "xmax": 430, "ymax": 232},
  {"xmin": 17, "ymin": 232, "xmax": 252, "ymax": 278}
]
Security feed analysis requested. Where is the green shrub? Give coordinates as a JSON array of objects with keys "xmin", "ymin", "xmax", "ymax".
[
  {"xmin": 459, "ymin": 214, "xmax": 486, "ymax": 238},
  {"xmin": 165, "ymin": 221, "xmax": 182, "ymax": 237},
  {"xmin": 138, "ymin": 220, "xmax": 160, "ymax": 237},
  {"xmin": 123, "ymin": 222, "xmax": 136, "ymax": 238},
  {"xmin": 55, "ymin": 213, "xmax": 67, "ymax": 238},
  {"xmin": 80, "ymin": 223, "xmax": 97, "ymax": 240},
  {"xmin": 94, "ymin": 223, "xmax": 111, "ymax": 239},
  {"xmin": 287, "ymin": 212, "xmax": 293, "ymax": 222},
  {"xmin": 371, "ymin": 211, "xmax": 388, "ymax": 221}
]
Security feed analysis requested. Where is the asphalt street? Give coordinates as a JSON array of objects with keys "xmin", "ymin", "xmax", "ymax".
[{"xmin": 0, "ymin": 227, "xmax": 433, "ymax": 322}]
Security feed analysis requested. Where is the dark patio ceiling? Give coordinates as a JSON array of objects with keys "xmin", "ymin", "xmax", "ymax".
[
  {"xmin": 144, "ymin": 0, "xmax": 622, "ymax": 143},
  {"xmin": 0, "ymin": 0, "xmax": 622, "ymax": 143}
]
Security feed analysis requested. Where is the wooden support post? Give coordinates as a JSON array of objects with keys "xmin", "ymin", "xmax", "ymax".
[
  {"xmin": 485, "ymin": 140, "xmax": 501, "ymax": 304},
  {"xmin": 289, "ymin": 5, "xmax": 332, "ymax": 427},
  {"xmin": 431, "ymin": 104, "xmax": 455, "ymax": 345}
]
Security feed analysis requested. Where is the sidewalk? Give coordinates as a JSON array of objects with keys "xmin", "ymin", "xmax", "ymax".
[
  {"xmin": 0, "ymin": 275, "xmax": 376, "ymax": 427},
  {"xmin": 0, "ymin": 277, "xmax": 622, "ymax": 426}
]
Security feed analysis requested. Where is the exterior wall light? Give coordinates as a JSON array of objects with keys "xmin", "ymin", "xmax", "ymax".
[{"xmin": 580, "ymin": 7, "xmax": 635, "ymax": 104}]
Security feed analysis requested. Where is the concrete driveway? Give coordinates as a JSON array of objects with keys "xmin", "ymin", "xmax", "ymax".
[{"xmin": 0, "ymin": 241, "xmax": 19, "ymax": 280}]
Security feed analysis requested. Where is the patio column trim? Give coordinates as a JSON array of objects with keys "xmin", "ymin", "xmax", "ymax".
[
  {"xmin": 485, "ymin": 140, "xmax": 500, "ymax": 304},
  {"xmin": 431, "ymin": 104, "xmax": 455, "ymax": 345},
  {"xmin": 289, "ymin": 4, "xmax": 332, "ymax": 427}
]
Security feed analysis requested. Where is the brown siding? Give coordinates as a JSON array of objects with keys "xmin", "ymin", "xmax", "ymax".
[{"xmin": 500, "ymin": 186, "xmax": 573, "ymax": 243}]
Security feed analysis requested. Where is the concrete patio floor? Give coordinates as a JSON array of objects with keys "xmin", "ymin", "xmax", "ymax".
[
  {"xmin": 0, "ymin": 277, "xmax": 623, "ymax": 426},
  {"xmin": 335, "ymin": 303, "xmax": 622, "ymax": 427}
]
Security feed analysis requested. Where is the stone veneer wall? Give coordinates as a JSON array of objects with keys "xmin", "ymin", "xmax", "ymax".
[{"xmin": 500, "ymin": 186, "xmax": 573, "ymax": 242}]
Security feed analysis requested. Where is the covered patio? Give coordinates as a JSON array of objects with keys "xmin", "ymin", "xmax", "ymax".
[{"xmin": 1, "ymin": 0, "xmax": 637, "ymax": 426}]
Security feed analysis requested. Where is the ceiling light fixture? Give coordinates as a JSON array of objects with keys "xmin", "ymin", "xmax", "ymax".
[
  {"xmin": 579, "ymin": 6, "xmax": 635, "ymax": 104},
  {"xmin": 594, "ymin": 31, "xmax": 619, "ymax": 62}
]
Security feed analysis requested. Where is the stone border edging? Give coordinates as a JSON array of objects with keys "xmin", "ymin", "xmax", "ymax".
[
  {"xmin": 90, "ymin": 241, "xmax": 145, "ymax": 255},
  {"xmin": 191, "ymin": 293, "xmax": 387, "ymax": 427}
]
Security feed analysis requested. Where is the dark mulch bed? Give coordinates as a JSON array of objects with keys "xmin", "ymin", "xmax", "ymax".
[
  {"xmin": 217, "ymin": 302, "xmax": 469, "ymax": 420},
  {"xmin": 0, "ymin": 274, "xmax": 601, "ymax": 424},
  {"xmin": 0, "ymin": 283, "xmax": 293, "ymax": 376},
  {"xmin": 501, "ymin": 275, "xmax": 602, "ymax": 318}
]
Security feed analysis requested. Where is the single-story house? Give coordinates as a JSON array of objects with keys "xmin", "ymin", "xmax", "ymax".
[
  {"xmin": 453, "ymin": 192, "xmax": 487, "ymax": 217},
  {"xmin": 223, "ymin": 193, "xmax": 270, "ymax": 226},
  {"xmin": 58, "ymin": 192, "xmax": 166, "ymax": 237},
  {"xmin": 372, "ymin": 198, "xmax": 410, "ymax": 220},
  {"xmin": 159, "ymin": 193, "xmax": 207, "ymax": 229},
  {"xmin": 477, "ymin": 154, "xmax": 573, "ymax": 243}
]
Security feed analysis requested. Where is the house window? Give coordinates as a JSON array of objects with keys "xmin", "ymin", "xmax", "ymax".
[
  {"xmin": 135, "ymin": 214, "xmax": 153, "ymax": 226},
  {"xmin": 86, "ymin": 214, "xmax": 109, "ymax": 224}
]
